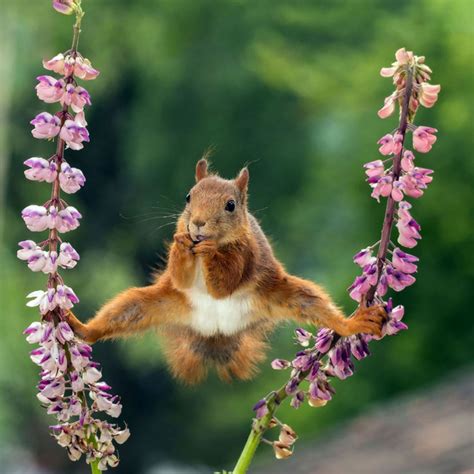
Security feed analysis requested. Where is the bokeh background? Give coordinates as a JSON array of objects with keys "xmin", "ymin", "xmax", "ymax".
[{"xmin": 1, "ymin": 1, "xmax": 473, "ymax": 473}]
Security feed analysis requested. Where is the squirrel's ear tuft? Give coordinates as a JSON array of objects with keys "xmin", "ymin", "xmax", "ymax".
[
  {"xmin": 195, "ymin": 159, "xmax": 208, "ymax": 182},
  {"xmin": 235, "ymin": 167, "xmax": 249, "ymax": 193}
]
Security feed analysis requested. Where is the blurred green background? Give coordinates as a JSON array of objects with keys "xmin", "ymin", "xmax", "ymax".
[{"xmin": 0, "ymin": 0, "xmax": 473, "ymax": 473}]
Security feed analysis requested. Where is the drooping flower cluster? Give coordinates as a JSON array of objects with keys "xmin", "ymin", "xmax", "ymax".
[
  {"xmin": 251, "ymin": 48, "xmax": 439, "ymax": 461},
  {"xmin": 19, "ymin": 2, "xmax": 129, "ymax": 470}
]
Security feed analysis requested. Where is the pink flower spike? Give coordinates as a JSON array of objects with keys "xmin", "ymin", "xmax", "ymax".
[
  {"xmin": 24, "ymin": 157, "xmax": 58, "ymax": 183},
  {"xmin": 31, "ymin": 112, "xmax": 61, "ymax": 140},
  {"xmin": 36, "ymin": 76, "xmax": 65, "ymax": 104},
  {"xmin": 413, "ymin": 126, "xmax": 437, "ymax": 153},
  {"xmin": 59, "ymin": 162, "xmax": 86, "ymax": 193},
  {"xmin": 377, "ymin": 134, "xmax": 395, "ymax": 155}
]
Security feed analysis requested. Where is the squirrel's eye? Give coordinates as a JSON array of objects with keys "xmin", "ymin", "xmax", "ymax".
[
  {"xmin": 225, "ymin": 200, "xmax": 236, "ymax": 212},
  {"xmin": 186, "ymin": 193, "xmax": 191, "ymax": 203}
]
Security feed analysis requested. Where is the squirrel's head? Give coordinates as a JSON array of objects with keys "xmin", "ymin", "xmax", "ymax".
[{"xmin": 182, "ymin": 158, "xmax": 250, "ymax": 244}]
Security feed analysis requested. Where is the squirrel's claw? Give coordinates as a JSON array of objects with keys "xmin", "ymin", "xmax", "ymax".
[
  {"xmin": 192, "ymin": 239, "xmax": 218, "ymax": 256},
  {"xmin": 349, "ymin": 304, "xmax": 387, "ymax": 337}
]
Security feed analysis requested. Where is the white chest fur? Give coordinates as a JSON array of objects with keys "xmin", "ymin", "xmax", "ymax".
[{"xmin": 186, "ymin": 260, "xmax": 253, "ymax": 336}]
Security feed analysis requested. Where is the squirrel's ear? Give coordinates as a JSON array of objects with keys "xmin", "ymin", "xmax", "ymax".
[
  {"xmin": 235, "ymin": 167, "xmax": 249, "ymax": 193},
  {"xmin": 195, "ymin": 159, "xmax": 208, "ymax": 182}
]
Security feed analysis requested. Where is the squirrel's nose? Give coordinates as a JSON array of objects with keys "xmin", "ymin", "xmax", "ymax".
[{"xmin": 192, "ymin": 219, "xmax": 206, "ymax": 228}]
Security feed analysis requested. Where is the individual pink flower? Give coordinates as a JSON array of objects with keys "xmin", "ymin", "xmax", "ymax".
[
  {"xmin": 401, "ymin": 150, "xmax": 415, "ymax": 172},
  {"xmin": 55, "ymin": 284, "xmax": 79, "ymax": 310},
  {"xmin": 370, "ymin": 175, "xmax": 392, "ymax": 202},
  {"xmin": 36, "ymin": 76, "xmax": 65, "ymax": 103},
  {"xmin": 392, "ymin": 132, "xmax": 403, "ymax": 155},
  {"xmin": 23, "ymin": 321, "xmax": 45, "ymax": 344},
  {"xmin": 391, "ymin": 180, "xmax": 405, "ymax": 202},
  {"xmin": 60, "ymin": 84, "xmax": 91, "ymax": 113},
  {"xmin": 57, "ymin": 242, "xmax": 80, "ymax": 269},
  {"xmin": 59, "ymin": 162, "xmax": 86, "ymax": 193},
  {"xmin": 56, "ymin": 206, "xmax": 82, "ymax": 232},
  {"xmin": 396, "ymin": 202, "xmax": 421, "ymax": 248},
  {"xmin": 53, "ymin": 0, "xmax": 77, "ymax": 15},
  {"xmin": 353, "ymin": 247, "xmax": 375, "ymax": 267},
  {"xmin": 418, "ymin": 83, "xmax": 441, "ymax": 108},
  {"xmin": 377, "ymin": 133, "xmax": 395, "ymax": 155},
  {"xmin": 17, "ymin": 240, "xmax": 41, "ymax": 263},
  {"xmin": 392, "ymin": 248, "xmax": 418, "ymax": 274},
  {"xmin": 60, "ymin": 112, "xmax": 89, "ymax": 150},
  {"xmin": 43, "ymin": 53, "xmax": 66, "ymax": 75},
  {"xmin": 395, "ymin": 47, "xmax": 412, "ymax": 65},
  {"xmin": 73, "ymin": 56, "xmax": 100, "ymax": 80},
  {"xmin": 26, "ymin": 288, "xmax": 57, "ymax": 315},
  {"xmin": 24, "ymin": 157, "xmax": 58, "ymax": 183},
  {"xmin": 22, "ymin": 205, "xmax": 49, "ymax": 231},
  {"xmin": 315, "ymin": 328, "xmax": 334, "ymax": 353},
  {"xmin": 363, "ymin": 160, "xmax": 385, "ymax": 178},
  {"xmin": 294, "ymin": 328, "xmax": 313, "ymax": 347},
  {"xmin": 401, "ymin": 167, "xmax": 433, "ymax": 198},
  {"xmin": 31, "ymin": 112, "xmax": 61, "ymax": 140},
  {"xmin": 413, "ymin": 126, "xmax": 437, "ymax": 153},
  {"xmin": 42, "ymin": 251, "xmax": 59, "ymax": 274},
  {"xmin": 378, "ymin": 93, "xmax": 397, "ymax": 118},
  {"xmin": 385, "ymin": 264, "xmax": 416, "ymax": 291},
  {"xmin": 348, "ymin": 275, "xmax": 371, "ymax": 302}
]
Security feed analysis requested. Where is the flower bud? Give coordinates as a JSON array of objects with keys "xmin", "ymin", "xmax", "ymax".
[
  {"xmin": 279, "ymin": 424, "xmax": 298, "ymax": 446},
  {"xmin": 273, "ymin": 441, "xmax": 293, "ymax": 460}
]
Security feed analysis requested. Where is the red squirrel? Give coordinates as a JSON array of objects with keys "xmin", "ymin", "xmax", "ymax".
[{"xmin": 66, "ymin": 159, "xmax": 385, "ymax": 384}]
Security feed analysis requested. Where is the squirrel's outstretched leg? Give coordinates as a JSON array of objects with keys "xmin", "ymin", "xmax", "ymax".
[
  {"xmin": 65, "ymin": 275, "xmax": 189, "ymax": 343},
  {"xmin": 261, "ymin": 273, "xmax": 386, "ymax": 337}
]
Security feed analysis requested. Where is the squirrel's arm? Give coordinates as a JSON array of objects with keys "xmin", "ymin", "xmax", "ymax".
[
  {"xmin": 193, "ymin": 240, "xmax": 251, "ymax": 298},
  {"xmin": 65, "ymin": 276, "xmax": 188, "ymax": 343},
  {"xmin": 259, "ymin": 273, "xmax": 385, "ymax": 337}
]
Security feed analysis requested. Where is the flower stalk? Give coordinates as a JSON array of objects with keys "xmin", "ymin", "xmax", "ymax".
[
  {"xmin": 232, "ymin": 48, "xmax": 440, "ymax": 473},
  {"xmin": 19, "ymin": 1, "xmax": 129, "ymax": 471}
]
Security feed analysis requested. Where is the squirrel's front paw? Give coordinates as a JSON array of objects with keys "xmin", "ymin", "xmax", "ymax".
[
  {"xmin": 349, "ymin": 304, "xmax": 386, "ymax": 337},
  {"xmin": 173, "ymin": 232, "xmax": 194, "ymax": 253},
  {"xmin": 193, "ymin": 239, "xmax": 218, "ymax": 257}
]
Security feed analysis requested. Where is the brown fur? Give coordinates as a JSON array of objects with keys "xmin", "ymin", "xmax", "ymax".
[{"xmin": 66, "ymin": 159, "xmax": 386, "ymax": 384}]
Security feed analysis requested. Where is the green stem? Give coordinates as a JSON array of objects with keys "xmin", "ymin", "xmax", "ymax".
[
  {"xmin": 233, "ymin": 335, "xmax": 341, "ymax": 473},
  {"xmin": 90, "ymin": 460, "xmax": 101, "ymax": 474}
]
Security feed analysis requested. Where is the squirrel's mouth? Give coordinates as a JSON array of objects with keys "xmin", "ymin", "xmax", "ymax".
[{"xmin": 192, "ymin": 234, "xmax": 209, "ymax": 243}]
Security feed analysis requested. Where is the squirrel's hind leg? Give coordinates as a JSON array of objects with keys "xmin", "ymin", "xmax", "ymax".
[{"xmin": 66, "ymin": 275, "xmax": 189, "ymax": 343}]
